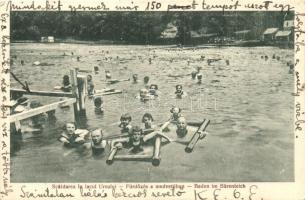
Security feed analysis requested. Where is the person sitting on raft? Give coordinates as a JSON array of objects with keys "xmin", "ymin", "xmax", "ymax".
[
  {"xmin": 58, "ymin": 122, "xmax": 88, "ymax": 148},
  {"xmin": 94, "ymin": 96, "xmax": 104, "ymax": 114},
  {"xmin": 90, "ymin": 129, "xmax": 107, "ymax": 156},
  {"xmin": 87, "ymin": 74, "xmax": 95, "ymax": 96},
  {"xmin": 61, "ymin": 75, "xmax": 72, "ymax": 92},
  {"xmin": 170, "ymin": 107, "xmax": 183, "ymax": 123},
  {"xmin": 175, "ymin": 84, "xmax": 187, "ymax": 98},
  {"xmin": 119, "ymin": 113, "xmax": 133, "ymax": 134},
  {"xmin": 112, "ymin": 126, "xmax": 160, "ymax": 154},
  {"xmin": 149, "ymin": 84, "xmax": 159, "ymax": 97},
  {"xmin": 142, "ymin": 113, "xmax": 155, "ymax": 129}
]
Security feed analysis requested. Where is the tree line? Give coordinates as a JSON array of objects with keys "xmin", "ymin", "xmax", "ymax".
[{"xmin": 11, "ymin": 11, "xmax": 291, "ymax": 44}]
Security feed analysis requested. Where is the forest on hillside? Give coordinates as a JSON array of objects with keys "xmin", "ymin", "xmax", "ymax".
[{"xmin": 11, "ymin": 11, "xmax": 292, "ymax": 44}]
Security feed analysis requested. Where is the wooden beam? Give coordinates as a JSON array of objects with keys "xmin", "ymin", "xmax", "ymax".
[
  {"xmin": 11, "ymin": 88, "xmax": 74, "ymax": 98},
  {"xmin": 9, "ymin": 98, "xmax": 76, "ymax": 123}
]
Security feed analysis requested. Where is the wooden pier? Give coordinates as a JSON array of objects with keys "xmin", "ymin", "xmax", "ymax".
[{"xmin": 10, "ymin": 69, "xmax": 88, "ymax": 133}]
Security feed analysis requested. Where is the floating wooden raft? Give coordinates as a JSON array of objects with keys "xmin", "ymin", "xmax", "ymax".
[
  {"xmin": 106, "ymin": 121, "xmax": 170, "ymax": 166},
  {"xmin": 185, "ymin": 119, "xmax": 210, "ymax": 153}
]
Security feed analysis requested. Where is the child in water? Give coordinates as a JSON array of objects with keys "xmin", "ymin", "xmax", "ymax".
[
  {"xmin": 149, "ymin": 84, "xmax": 159, "ymax": 97},
  {"xmin": 112, "ymin": 126, "xmax": 159, "ymax": 154},
  {"xmin": 170, "ymin": 107, "xmax": 183, "ymax": 123},
  {"xmin": 105, "ymin": 70, "xmax": 111, "ymax": 79},
  {"xmin": 175, "ymin": 84, "xmax": 187, "ymax": 98},
  {"xmin": 58, "ymin": 122, "xmax": 88, "ymax": 148},
  {"xmin": 94, "ymin": 96, "xmax": 104, "ymax": 114},
  {"xmin": 87, "ymin": 74, "xmax": 95, "ymax": 96},
  {"xmin": 136, "ymin": 88, "xmax": 152, "ymax": 102},
  {"xmin": 61, "ymin": 75, "xmax": 72, "ymax": 92},
  {"xmin": 119, "ymin": 113, "xmax": 133, "ymax": 134},
  {"xmin": 142, "ymin": 113, "xmax": 155, "ymax": 129},
  {"xmin": 132, "ymin": 74, "xmax": 138, "ymax": 83}
]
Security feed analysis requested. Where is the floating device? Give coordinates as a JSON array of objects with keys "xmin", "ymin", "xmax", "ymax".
[{"xmin": 185, "ymin": 119, "xmax": 210, "ymax": 153}]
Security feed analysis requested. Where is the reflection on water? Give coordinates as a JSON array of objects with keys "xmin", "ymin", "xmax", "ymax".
[{"xmin": 10, "ymin": 44, "xmax": 294, "ymax": 182}]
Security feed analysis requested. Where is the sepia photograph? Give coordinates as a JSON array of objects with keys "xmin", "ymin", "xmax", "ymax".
[{"xmin": 8, "ymin": 11, "xmax": 295, "ymax": 183}]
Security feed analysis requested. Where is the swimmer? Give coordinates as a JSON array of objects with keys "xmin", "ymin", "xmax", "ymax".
[
  {"xmin": 289, "ymin": 64, "xmax": 294, "ymax": 74},
  {"xmin": 176, "ymin": 117, "xmax": 188, "ymax": 138},
  {"xmin": 225, "ymin": 60, "xmax": 230, "ymax": 65},
  {"xmin": 149, "ymin": 84, "xmax": 159, "ymax": 97},
  {"xmin": 29, "ymin": 100, "xmax": 47, "ymax": 130},
  {"xmin": 21, "ymin": 60, "xmax": 25, "ymax": 65},
  {"xmin": 94, "ymin": 97, "xmax": 104, "ymax": 113},
  {"xmin": 58, "ymin": 122, "xmax": 88, "ymax": 148},
  {"xmin": 77, "ymin": 56, "xmax": 80, "ymax": 61},
  {"xmin": 137, "ymin": 88, "xmax": 152, "ymax": 102},
  {"xmin": 144, "ymin": 76, "xmax": 150, "ymax": 85},
  {"xmin": 191, "ymin": 71, "xmax": 197, "ymax": 79},
  {"xmin": 272, "ymin": 54, "xmax": 276, "ymax": 59},
  {"xmin": 175, "ymin": 84, "xmax": 187, "ymax": 98},
  {"xmin": 119, "ymin": 113, "xmax": 132, "ymax": 134},
  {"xmin": 94, "ymin": 66, "xmax": 99, "ymax": 74},
  {"xmin": 197, "ymin": 74, "xmax": 203, "ymax": 84},
  {"xmin": 87, "ymin": 75, "xmax": 95, "ymax": 96},
  {"xmin": 265, "ymin": 55, "xmax": 268, "ymax": 61},
  {"xmin": 112, "ymin": 126, "xmax": 159, "ymax": 154},
  {"xmin": 142, "ymin": 113, "xmax": 155, "ymax": 129},
  {"xmin": 170, "ymin": 107, "xmax": 182, "ymax": 123},
  {"xmin": 90, "ymin": 129, "xmax": 107, "ymax": 156},
  {"xmin": 132, "ymin": 74, "xmax": 138, "ymax": 83},
  {"xmin": 61, "ymin": 75, "xmax": 72, "ymax": 92},
  {"xmin": 149, "ymin": 58, "xmax": 152, "ymax": 64},
  {"xmin": 105, "ymin": 70, "xmax": 111, "ymax": 79}
]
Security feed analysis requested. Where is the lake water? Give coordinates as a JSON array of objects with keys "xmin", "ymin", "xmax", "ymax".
[{"xmin": 10, "ymin": 43, "xmax": 294, "ymax": 182}]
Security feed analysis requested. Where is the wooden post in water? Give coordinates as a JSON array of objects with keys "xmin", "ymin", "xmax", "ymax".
[
  {"xmin": 70, "ymin": 69, "xmax": 80, "ymax": 124},
  {"xmin": 76, "ymin": 74, "xmax": 87, "ymax": 116}
]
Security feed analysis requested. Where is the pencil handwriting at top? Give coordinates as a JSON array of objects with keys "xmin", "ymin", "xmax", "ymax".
[{"xmin": 5, "ymin": 0, "xmax": 63, "ymax": 11}]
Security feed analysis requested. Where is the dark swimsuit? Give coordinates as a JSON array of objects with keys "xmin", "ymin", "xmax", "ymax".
[
  {"xmin": 92, "ymin": 146, "xmax": 105, "ymax": 156},
  {"xmin": 176, "ymin": 128, "xmax": 188, "ymax": 138},
  {"xmin": 128, "ymin": 138, "xmax": 144, "ymax": 153}
]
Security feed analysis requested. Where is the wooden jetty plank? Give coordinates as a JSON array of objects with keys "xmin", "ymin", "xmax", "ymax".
[
  {"xmin": 11, "ymin": 88, "xmax": 74, "ymax": 98},
  {"xmin": 9, "ymin": 98, "xmax": 76, "ymax": 123}
]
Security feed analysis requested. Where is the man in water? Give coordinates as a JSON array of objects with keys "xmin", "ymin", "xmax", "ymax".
[
  {"xmin": 176, "ymin": 117, "xmax": 188, "ymax": 138},
  {"xmin": 90, "ymin": 129, "xmax": 107, "ymax": 156},
  {"xmin": 58, "ymin": 122, "xmax": 88, "ymax": 148}
]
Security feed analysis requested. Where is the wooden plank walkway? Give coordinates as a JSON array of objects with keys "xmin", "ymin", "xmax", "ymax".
[
  {"xmin": 11, "ymin": 88, "xmax": 74, "ymax": 98},
  {"xmin": 9, "ymin": 98, "xmax": 76, "ymax": 123}
]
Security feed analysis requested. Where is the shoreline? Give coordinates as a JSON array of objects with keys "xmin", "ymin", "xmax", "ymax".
[{"xmin": 11, "ymin": 39, "xmax": 293, "ymax": 48}]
